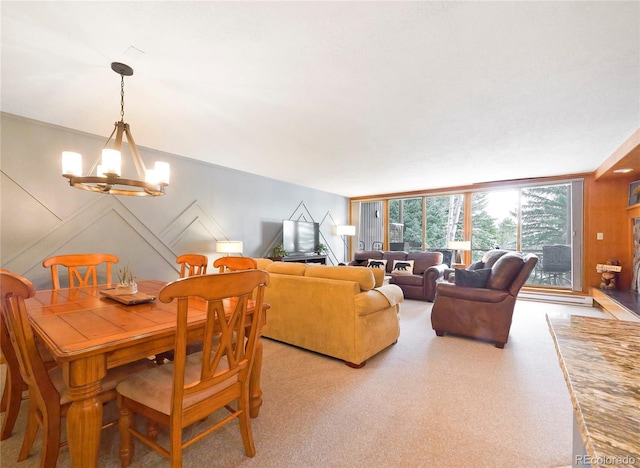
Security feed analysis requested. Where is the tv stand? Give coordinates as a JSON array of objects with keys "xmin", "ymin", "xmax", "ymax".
[{"xmin": 281, "ymin": 254, "xmax": 327, "ymax": 265}]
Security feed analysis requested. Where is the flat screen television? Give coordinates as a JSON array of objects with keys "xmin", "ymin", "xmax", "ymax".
[{"xmin": 282, "ymin": 220, "xmax": 319, "ymax": 255}]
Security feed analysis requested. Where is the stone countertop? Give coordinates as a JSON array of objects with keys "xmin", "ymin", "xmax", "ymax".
[{"xmin": 546, "ymin": 314, "xmax": 640, "ymax": 467}]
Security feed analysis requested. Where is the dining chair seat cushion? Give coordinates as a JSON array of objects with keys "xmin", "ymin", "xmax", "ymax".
[
  {"xmin": 49, "ymin": 358, "xmax": 155, "ymax": 406},
  {"xmin": 117, "ymin": 352, "xmax": 235, "ymax": 415}
]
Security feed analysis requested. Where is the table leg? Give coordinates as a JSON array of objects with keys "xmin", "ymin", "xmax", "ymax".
[{"xmin": 64, "ymin": 356, "xmax": 106, "ymax": 468}]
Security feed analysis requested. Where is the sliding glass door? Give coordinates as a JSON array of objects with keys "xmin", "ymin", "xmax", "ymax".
[{"xmin": 471, "ymin": 182, "xmax": 581, "ymax": 289}]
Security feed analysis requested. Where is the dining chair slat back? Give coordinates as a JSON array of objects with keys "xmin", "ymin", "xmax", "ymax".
[
  {"xmin": 176, "ymin": 254, "xmax": 208, "ymax": 278},
  {"xmin": 42, "ymin": 253, "xmax": 119, "ymax": 289},
  {"xmin": 213, "ymin": 257, "xmax": 257, "ymax": 273},
  {"xmin": 116, "ymin": 269, "xmax": 269, "ymax": 467},
  {"xmin": 0, "ymin": 269, "xmax": 29, "ymax": 442}
]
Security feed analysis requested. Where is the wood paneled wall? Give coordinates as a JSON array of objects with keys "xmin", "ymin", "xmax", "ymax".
[{"xmin": 585, "ymin": 173, "xmax": 636, "ymax": 290}]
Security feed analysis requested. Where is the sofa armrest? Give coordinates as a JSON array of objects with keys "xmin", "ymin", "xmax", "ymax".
[
  {"xmin": 355, "ymin": 288, "xmax": 401, "ymax": 316},
  {"xmin": 443, "ymin": 268, "xmax": 455, "ymax": 282},
  {"xmin": 424, "ymin": 263, "xmax": 448, "ymax": 282},
  {"xmin": 372, "ymin": 284, "xmax": 403, "ymax": 307},
  {"xmin": 435, "ymin": 282, "xmax": 509, "ymax": 303}
]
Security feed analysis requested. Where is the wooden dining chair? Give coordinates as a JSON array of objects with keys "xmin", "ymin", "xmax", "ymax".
[
  {"xmin": 1, "ymin": 269, "xmax": 57, "ymax": 442},
  {"xmin": 176, "ymin": 254, "xmax": 208, "ymax": 278},
  {"xmin": 0, "ymin": 270, "xmax": 154, "ymax": 468},
  {"xmin": 0, "ymin": 301, "xmax": 26, "ymax": 441},
  {"xmin": 154, "ymin": 255, "xmax": 210, "ymax": 364},
  {"xmin": 116, "ymin": 270, "xmax": 269, "ymax": 468},
  {"xmin": 213, "ymin": 256, "xmax": 257, "ymax": 273},
  {"xmin": 42, "ymin": 253, "xmax": 119, "ymax": 289}
]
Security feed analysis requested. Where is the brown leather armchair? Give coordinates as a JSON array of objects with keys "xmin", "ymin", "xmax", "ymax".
[{"xmin": 431, "ymin": 250, "xmax": 538, "ymax": 348}]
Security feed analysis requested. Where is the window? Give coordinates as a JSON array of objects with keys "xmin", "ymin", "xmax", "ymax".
[
  {"xmin": 471, "ymin": 181, "xmax": 582, "ymax": 290},
  {"xmin": 425, "ymin": 194, "xmax": 465, "ymax": 249},
  {"xmin": 389, "ymin": 198, "xmax": 423, "ymax": 252},
  {"xmin": 471, "ymin": 190, "xmax": 518, "ymax": 261},
  {"xmin": 357, "ymin": 201, "xmax": 384, "ymax": 251},
  {"xmin": 351, "ymin": 178, "xmax": 583, "ymax": 291}
]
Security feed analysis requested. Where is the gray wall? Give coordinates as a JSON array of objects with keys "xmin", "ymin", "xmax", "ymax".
[{"xmin": 1, "ymin": 113, "xmax": 349, "ymax": 289}]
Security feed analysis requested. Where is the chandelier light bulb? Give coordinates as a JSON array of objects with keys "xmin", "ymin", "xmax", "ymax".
[
  {"xmin": 145, "ymin": 169, "xmax": 156, "ymax": 184},
  {"xmin": 101, "ymin": 149, "xmax": 121, "ymax": 176},
  {"xmin": 154, "ymin": 161, "xmax": 170, "ymax": 185},
  {"xmin": 62, "ymin": 151, "xmax": 82, "ymax": 176}
]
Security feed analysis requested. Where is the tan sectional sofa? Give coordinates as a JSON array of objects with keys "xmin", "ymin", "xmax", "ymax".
[{"xmin": 253, "ymin": 259, "xmax": 403, "ymax": 368}]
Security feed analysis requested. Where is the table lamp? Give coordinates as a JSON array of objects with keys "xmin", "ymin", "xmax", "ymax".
[
  {"xmin": 335, "ymin": 225, "xmax": 356, "ymax": 262},
  {"xmin": 216, "ymin": 240, "xmax": 243, "ymax": 256},
  {"xmin": 447, "ymin": 240, "xmax": 471, "ymax": 265}
]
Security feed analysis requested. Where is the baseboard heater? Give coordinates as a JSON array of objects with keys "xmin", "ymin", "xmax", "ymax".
[{"xmin": 518, "ymin": 291, "xmax": 594, "ymax": 306}]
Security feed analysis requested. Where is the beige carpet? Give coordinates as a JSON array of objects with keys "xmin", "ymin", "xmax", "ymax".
[{"xmin": 0, "ymin": 299, "xmax": 606, "ymax": 467}]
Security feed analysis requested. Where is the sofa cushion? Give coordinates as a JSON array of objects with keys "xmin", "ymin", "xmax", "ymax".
[
  {"xmin": 381, "ymin": 251, "xmax": 408, "ymax": 273},
  {"xmin": 467, "ymin": 260, "xmax": 485, "ymax": 271},
  {"xmin": 304, "ymin": 265, "xmax": 375, "ymax": 291},
  {"xmin": 390, "ymin": 274, "xmax": 423, "ymax": 287},
  {"xmin": 254, "ymin": 258, "xmax": 273, "ymax": 270},
  {"xmin": 391, "ymin": 259, "xmax": 414, "ymax": 275},
  {"xmin": 454, "ymin": 268, "xmax": 492, "ymax": 288},
  {"xmin": 265, "ymin": 261, "xmax": 307, "ymax": 276},
  {"xmin": 352, "ymin": 250, "xmax": 383, "ymax": 267},
  {"xmin": 407, "ymin": 252, "xmax": 442, "ymax": 274},
  {"xmin": 367, "ymin": 259, "xmax": 387, "ymax": 270},
  {"xmin": 486, "ymin": 253, "xmax": 525, "ymax": 290},
  {"xmin": 369, "ymin": 267, "xmax": 385, "ymax": 288}
]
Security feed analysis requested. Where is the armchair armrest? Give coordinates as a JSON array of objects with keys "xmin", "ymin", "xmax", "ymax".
[
  {"xmin": 442, "ymin": 267, "xmax": 455, "ymax": 282},
  {"xmin": 435, "ymin": 282, "xmax": 509, "ymax": 303},
  {"xmin": 424, "ymin": 263, "xmax": 448, "ymax": 282}
]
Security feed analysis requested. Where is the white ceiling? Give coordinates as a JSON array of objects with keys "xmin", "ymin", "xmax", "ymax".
[{"xmin": 2, "ymin": 1, "xmax": 639, "ymax": 197}]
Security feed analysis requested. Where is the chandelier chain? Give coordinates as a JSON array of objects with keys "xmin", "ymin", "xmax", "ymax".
[{"xmin": 120, "ymin": 74, "xmax": 125, "ymax": 122}]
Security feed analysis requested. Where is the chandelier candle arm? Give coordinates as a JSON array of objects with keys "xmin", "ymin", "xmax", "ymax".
[{"xmin": 61, "ymin": 62, "xmax": 169, "ymax": 197}]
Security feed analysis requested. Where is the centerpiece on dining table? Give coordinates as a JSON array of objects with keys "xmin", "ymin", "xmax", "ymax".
[{"xmin": 115, "ymin": 264, "xmax": 137, "ymax": 295}]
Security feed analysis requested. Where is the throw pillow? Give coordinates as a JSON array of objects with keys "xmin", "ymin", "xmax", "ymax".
[
  {"xmin": 454, "ymin": 268, "xmax": 492, "ymax": 288},
  {"xmin": 391, "ymin": 259, "xmax": 414, "ymax": 275},
  {"xmin": 367, "ymin": 259, "xmax": 387, "ymax": 270}
]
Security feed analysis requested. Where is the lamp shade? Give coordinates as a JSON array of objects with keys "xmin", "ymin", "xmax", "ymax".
[
  {"xmin": 335, "ymin": 225, "xmax": 356, "ymax": 236},
  {"xmin": 216, "ymin": 241, "xmax": 243, "ymax": 254},
  {"xmin": 447, "ymin": 241, "xmax": 471, "ymax": 251}
]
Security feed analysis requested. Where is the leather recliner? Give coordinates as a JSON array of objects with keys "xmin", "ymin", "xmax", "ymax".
[{"xmin": 431, "ymin": 250, "xmax": 538, "ymax": 348}]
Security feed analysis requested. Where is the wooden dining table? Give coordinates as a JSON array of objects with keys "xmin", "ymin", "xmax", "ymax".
[{"xmin": 24, "ymin": 279, "xmax": 268, "ymax": 468}]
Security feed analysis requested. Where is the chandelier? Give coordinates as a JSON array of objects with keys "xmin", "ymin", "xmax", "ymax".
[{"xmin": 61, "ymin": 62, "xmax": 169, "ymax": 196}]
